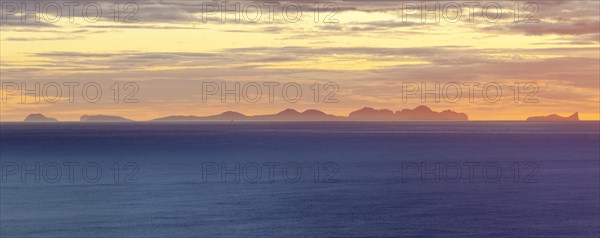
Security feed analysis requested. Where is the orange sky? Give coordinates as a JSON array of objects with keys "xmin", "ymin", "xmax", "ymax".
[{"xmin": 1, "ymin": 0, "xmax": 599, "ymax": 121}]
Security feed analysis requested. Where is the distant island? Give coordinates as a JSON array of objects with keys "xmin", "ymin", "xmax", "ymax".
[
  {"xmin": 153, "ymin": 109, "xmax": 345, "ymax": 122},
  {"xmin": 80, "ymin": 115, "xmax": 132, "ymax": 122},
  {"xmin": 23, "ymin": 113, "xmax": 58, "ymax": 122},
  {"xmin": 349, "ymin": 105, "xmax": 468, "ymax": 121},
  {"xmin": 153, "ymin": 106, "xmax": 464, "ymax": 122},
  {"xmin": 527, "ymin": 112, "xmax": 579, "ymax": 121},
  {"xmin": 24, "ymin": 106, "xmax": 469, "ymax": 122}
]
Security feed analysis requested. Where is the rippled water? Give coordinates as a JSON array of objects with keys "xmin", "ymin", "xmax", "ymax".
[{"xmin": 1, "ymin": 122, "xmax": 599, "ymax": 237}]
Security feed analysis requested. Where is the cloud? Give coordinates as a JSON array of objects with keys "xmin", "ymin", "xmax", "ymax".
[
  {"xmin": 3, "ymin": 36, "xmax": 83, "ymax": 41},
  {"xmin": 0, "ymin": 21, "xmax": 58, "ymax": 28},
  {"xmin": 484, "ymin": 20, "xmax": 600, "ymax": 36}
]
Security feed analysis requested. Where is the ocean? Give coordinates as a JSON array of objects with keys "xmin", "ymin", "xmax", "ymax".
[{"xmin": 1, "ymin": 122, "xmax": 599, "ymax": 237}]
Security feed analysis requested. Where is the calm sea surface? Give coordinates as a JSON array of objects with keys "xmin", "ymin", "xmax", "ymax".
[{"xmin": 1, "ymin": 122, "xmax": 599, "ymax": 237}]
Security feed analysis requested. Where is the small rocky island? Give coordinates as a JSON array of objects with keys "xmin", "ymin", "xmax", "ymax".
[
  {"xmin": 526, "ymin": 112, "xmax": 579, "ymax": 121},
  {"xmin": 23, "ymin": 114, "xmax": 58, "ymax": 122}
]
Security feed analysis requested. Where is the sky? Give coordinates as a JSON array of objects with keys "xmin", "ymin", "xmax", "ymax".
[{"xmin": 1, "ymin": 0, "xmax": 599, "ymax": 121}]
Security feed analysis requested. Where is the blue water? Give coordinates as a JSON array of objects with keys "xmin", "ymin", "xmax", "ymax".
[{"xmin": 1, "ymin": 122, "xmax": 599, "ymax": 237}]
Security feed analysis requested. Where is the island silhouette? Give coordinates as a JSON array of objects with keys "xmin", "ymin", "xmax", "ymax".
[
  {"xmin": 153, "ymin": 109, "xmax": 345, "ymax": 122},
  {"xmin": 23, "ymin": 113, "xmax": 58, "ymax": 122},
  {"xmin": 24, "ymin": 106, "xmax": 471, "ymax": 122},
  {"xmin": 349, "ymin": 105, "xmax": 468, "ymax": 121},
  {"xmin": 80, "ymin": 115, "xmax": 133, "ymax": 122},
  {"xmin": 22, "ymin": 108, "xmax": 590, "ymax": 122},
  {"xmin": 527, "ymin": 112, "xmax": 579, "ymax": 121},
  {"xmin": 152, "ymin": 106, "xmax": 465, "ymax": 122}
]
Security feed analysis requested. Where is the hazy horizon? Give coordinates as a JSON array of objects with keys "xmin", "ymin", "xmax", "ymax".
[{"xmin": 5, "ymin": 105, "xmax": 593, "ymax": 122}]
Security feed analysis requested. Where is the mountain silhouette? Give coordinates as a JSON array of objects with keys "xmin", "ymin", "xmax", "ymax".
[
  {"xmin": 152, "ymin": 115, "xmax": 204, "ymax": 122},
  {"xmin": 24, "ymin": 106, "xmax": 470, "ymax": 122},
  {"xmin": 153, "ymin": 109, "xmax": 341, "ymax": 122},
  {"xmin": 81, "ymin": 115, "xmax": 132, "ymax": 122},
  {"xmin": 252, "ymin": 109, "xmax": 342, "ymax": 121},
  {"xmin": 348, "ymin": 107, "xmax": 395, "ymax": 120},
  {"xmin": 24, "ymin": 113, "xmax": 58, "ymax": 122},
  {"xmin": 349, "ymin": 106, "xmax": 467, "ymax": 121},
  {"xmin": 206, "ymin": 111, "xmax": 247, "ymax": 120},
  {"xmin": 395, "ymin": 105, "xmax": 468, "ymax": 121},
  {"xmin": 526, "ymin": 112, "xmax": 579, "ymax": 121},
  {"xmin": 154, "ymin": 111, "xmax": 249, "ymax": 122}
]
